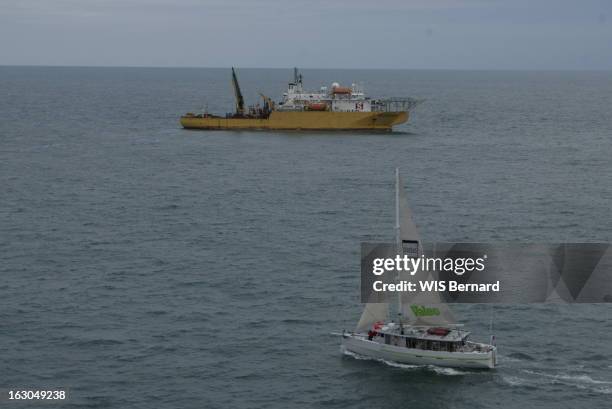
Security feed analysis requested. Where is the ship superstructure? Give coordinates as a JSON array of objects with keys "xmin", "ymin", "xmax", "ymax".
[
  {"xmin": 181, "ymin": 68, "xmax": 421, "ymax": 131},
  {"xmin": 278, "ymin": 68, "xmax": 368, "ymax": 113}
]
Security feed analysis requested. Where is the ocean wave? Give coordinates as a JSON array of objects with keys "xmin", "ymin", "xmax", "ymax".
[
  {"xmin": 577, "ymin": 385, "xmax": 612, "ymax": 395},
  {"xmin": 502, "ymin": 376, "xmax": 533, "ymax": 387},
  {"xmin": 582, "ymin": 354, "xmax": 607, "ymax": 362},
  {"xmin": 69, "ymin": 338, "xmax": 124, "ymax": 347},
  {"xmin": 505, "ymin": 352, "xmax": 535, "ymax": 361}
]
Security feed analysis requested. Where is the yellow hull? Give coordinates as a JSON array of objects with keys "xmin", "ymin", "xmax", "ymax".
[{"xmin": 180, "ymin": 111, "xmax": 408, "ymax": 131}]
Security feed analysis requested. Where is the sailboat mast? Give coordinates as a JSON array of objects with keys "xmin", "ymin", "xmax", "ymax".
[{"xmin": 395, "ymin": 168, "xmax": 402, "ymax": 326}]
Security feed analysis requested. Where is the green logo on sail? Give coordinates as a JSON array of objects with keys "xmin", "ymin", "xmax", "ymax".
[{"xmin": 410, "ymin": 305, "xmax": 440, "ymax": 317}]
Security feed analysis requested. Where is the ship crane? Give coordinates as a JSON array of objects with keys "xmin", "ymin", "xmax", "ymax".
[
  {"xmin": 258, "ymin": 92, "xmax": 275, "ymax": 114},
  {"xmin": 231, "ymin": 67, "xmax": 245, "ymax": 116}
]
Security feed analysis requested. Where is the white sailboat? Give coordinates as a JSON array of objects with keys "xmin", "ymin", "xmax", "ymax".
[{"xmin": 340, "ymin": 169, "xmax": 497, "ymax": 369}]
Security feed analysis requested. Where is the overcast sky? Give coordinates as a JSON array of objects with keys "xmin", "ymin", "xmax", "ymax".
[{"xmin": 1, "ymin": 0, "xmax": 611, "ymax": 70}]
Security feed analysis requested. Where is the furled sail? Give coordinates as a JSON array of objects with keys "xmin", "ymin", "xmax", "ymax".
[{"xmin": 396, "ymin": 170, "xmax": 457, "ymax": 326}]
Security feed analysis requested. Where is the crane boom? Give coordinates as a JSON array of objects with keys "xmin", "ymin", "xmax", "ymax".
[
  {"xmin": 231, "ymin": 67, "xmax": 245, "ymax": 116},
  {"xmin": 258, "ymin": 92, "xmax": 275, "ymax": 113}
]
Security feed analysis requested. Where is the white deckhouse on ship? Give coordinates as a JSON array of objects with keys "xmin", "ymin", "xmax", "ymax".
[{"xmin": 279, "ymin": 68, "xmax": 382, "ymax": 113}]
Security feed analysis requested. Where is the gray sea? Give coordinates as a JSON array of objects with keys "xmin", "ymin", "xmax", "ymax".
[{"xmin": 1, "ymin": 67, "xmax": 611, "ymax": 408}]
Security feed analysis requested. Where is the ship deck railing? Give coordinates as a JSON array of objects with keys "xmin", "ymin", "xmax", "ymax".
[
  {"xmin": 360, "ymin": 332, "xmax": 493, "ymax": 354},
  {"xmin": 372, "ymin": 97, "xmax": 424, "ymax": 112}
]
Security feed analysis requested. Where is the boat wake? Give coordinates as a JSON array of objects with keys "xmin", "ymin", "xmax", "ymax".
[
  {"xmin": 341, "ymin": 347, "xmax": 470, "ymax": 376},
  {"xmin": 502, "ymin": 376, "xmax": 533, "ymax": 387},
  {"xmin": 505, "ymin": 370, "xmax": 612, "ymax": 395},
  {"xmin": 524, "ymin": 370, "xmax": 612, "ymax": 385}
]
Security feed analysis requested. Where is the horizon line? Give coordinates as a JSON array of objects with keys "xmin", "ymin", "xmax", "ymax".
[{"xmin": 1, "ymin": 64, "xmax": 611, "ymax": 73}]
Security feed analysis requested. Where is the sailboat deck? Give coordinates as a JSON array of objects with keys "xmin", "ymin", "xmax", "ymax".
[{"xmin": 377, "ymin": 323, "xmax": 470, "ymax": 342}]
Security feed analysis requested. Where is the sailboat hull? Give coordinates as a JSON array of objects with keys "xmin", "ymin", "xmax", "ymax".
[{"xmin": 342, "ymin": 334, "xmax": 496, "ymax": 369}]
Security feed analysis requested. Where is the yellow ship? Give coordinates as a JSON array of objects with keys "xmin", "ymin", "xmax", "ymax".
[{"xmin": 180, "ymin": 68, "xmax": 420, "ymax": 131}]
